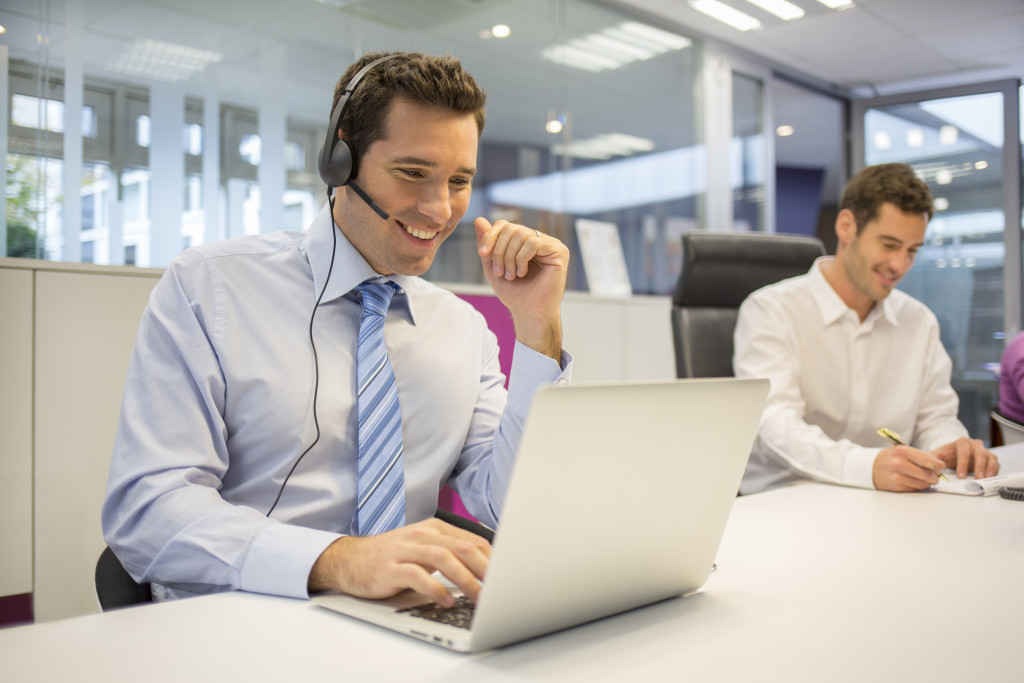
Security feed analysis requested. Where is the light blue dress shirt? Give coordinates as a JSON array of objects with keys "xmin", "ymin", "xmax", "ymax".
[{"xmin": 102, "ymin": 205, "xmax": 571, "ymax": 601}]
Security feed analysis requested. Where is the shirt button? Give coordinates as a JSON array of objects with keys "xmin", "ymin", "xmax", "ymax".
[{"xmin": 556, "ymin": 378, "xmax": 568, "ymax": 386}]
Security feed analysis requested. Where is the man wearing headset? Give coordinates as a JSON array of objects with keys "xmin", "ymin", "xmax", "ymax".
[{"xmin": 103, "ymin": 52, "xmax": 571, "ymax": 608}]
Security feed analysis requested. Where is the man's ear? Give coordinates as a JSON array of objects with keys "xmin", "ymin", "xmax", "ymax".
[{"xmin": 835, "ymin": 209, "xmax": 857, "ymax": 248}]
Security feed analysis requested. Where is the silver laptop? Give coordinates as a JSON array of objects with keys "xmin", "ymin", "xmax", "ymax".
[{"xmin": 313, "ymin": 377, "xmax": 768, "ymax": 652}]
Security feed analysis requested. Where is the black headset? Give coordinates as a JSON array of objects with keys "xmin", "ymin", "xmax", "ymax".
[
  {"xmin": 317, "ymin": 53, "xmax": 399, "ymax": 205},
  {"xmin": 265, "ymin": 53, "xmax": 398, "ymax": 518}
]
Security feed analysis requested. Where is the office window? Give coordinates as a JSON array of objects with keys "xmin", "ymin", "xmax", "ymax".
[
  {"xmin": 855, "ymin": 81, "xmax": 1022, "ymax": 440},
  {"xmin": 732, "ymin": 73, "xmax": 764, "ymax": 233},
  {"xmin": 239, "ymin": 134, "xmax": 260, "ymax": 166},
  {"xmin": 81, "ymin": 194, "xmax": 95, "ymax": 232},
  {"xmin": 5, "ymin": 0, "xmax": 699, "ymax": 287},
  {"xmin": 185, "ymin": 123, "xmax": 203, "ymax": 157},
  {"xmin": 284, "ymin": 141, "xmax": 304, "ymax": 172},
  {"xmin": 12, "ymin": 94, "xmax": 96, "ymax": 138},
  {"xmin": 136, "ymin": 114, "xmax": 150, "ymax": 147}
]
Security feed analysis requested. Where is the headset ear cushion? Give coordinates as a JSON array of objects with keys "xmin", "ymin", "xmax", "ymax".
[
  {"xmin": 328, "ymin": 140, "xmax": 354, "ymax": 187},
  {"xmin": 317, "ymin": 138, "xmax": 354, "ymax": 188}
]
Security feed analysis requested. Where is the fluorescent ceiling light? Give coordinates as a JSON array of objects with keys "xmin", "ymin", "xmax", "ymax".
[
  {"xmin": 491, "ymin": 24, "xmax": 511, "ymax": 38},
  {"xmin": 776, "ymin": 124, "xmax": 794, "ymax": 136},
  {"xmin": 939, "ymin": 125, "xmax": 959, "ymax": 145},
  {"xmin": 567, "ymin": 37, "xmax": 638, "ymax": 67},
  {"xmin": 906, "ymin": 128, "xmax": 924, "ymax": 148},
  {"xmin": 975, "ymin": 160, "xmax": 988, "ymax": 170},
  {"xmin": 586, "ymin": 34, "xmax": 657, "ymax": 61},
  {"xmin": 933, "ymin": 197, "xmax": 949, "ymax": 211},
  {"xmin": 553, "ymin": 133, "xmax": 655, "ymax": 160},
  {"xmin": 617, "ymin": 21, "xmax": 692, "ymax": 50},
  {"xmin": 109, "ymin": 39, "xmax": 222, "ymax": 83},
  {"xmin": 816, "ymin": 0, "xmax": 855, "ymax": 8},
  {"xmin": 690, "ymin": 0, "xmax": 762, "ymax": 32},
  {"xmin": 745, "ymin": 0, "xmax": 804, "ymax": 21},
  {"xmin": 541, "ymin": 21, "xmax": 690, "ymax": 73},
  {"xmin": 873, "ymin": 131, "xmax": 891, "ymax": 151},
  {"xmin": 542, "ymin": 45, "xmax": 625, "ymax": 73}
]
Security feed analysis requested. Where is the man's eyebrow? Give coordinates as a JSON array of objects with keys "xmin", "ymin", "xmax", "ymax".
[
  {"xmin": 879, "ymin": 234, "xmax": 925, "ymax": 248},
  {"xmin": 391, "ymin": 156, "xmax": 476, "ymax": 176}
]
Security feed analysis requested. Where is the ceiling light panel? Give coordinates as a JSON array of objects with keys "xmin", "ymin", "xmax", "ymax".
[
  {"xmin": 541, "ymin": 21, "xmax": 690, "ymax": 73},
  {"xmin": 690, "ymin": 0, "xmax": 762, "ymax": 32},
  {"xmin": 108, "ymin": 39, "xmax": 222, "ymax": 83},
  {"xmin": 617, "ymin": 21, "xmax": 693, "ymax": 50},
  {"xmin": 745, "ymin": 0, "xmax": 805, "ymax": 21},
  {"xmin": 553, "ymin": 132, "xmax": 655, "ymax": 160}
]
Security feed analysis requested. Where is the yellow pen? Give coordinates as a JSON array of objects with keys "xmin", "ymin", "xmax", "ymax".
[{"xmin": 876, "ymin": 427, "xmax": 949, "ymax": 482}]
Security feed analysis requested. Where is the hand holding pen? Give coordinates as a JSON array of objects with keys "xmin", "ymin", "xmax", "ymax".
[
  {"xmin": 876, "ymin": 428, "xmax": 949, "ymax": 483},
  {"xmin": 870, "ymin": 427, "xmax": 950, "ymax": 491}
]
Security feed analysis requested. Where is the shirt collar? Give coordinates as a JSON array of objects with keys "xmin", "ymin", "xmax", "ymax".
[
  {"xmin": 304, "ymin": 202, "xmax": 417, "ymax": 324},
  {"xmin": 808, "ymin": 255, "xmax": 898, "ymax": 329}
]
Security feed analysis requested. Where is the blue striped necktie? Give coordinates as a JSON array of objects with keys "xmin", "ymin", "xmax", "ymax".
[{"xmin": 354, "ymin": 281, "xmax": 406, "ymax": 536}]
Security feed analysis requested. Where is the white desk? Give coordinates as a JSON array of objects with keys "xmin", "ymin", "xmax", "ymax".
[{"xmin": 4, "ymin": 445, "xmax": 1024, "ymax": 682}]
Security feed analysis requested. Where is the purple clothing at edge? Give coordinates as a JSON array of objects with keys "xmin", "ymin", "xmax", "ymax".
[{"xmin": 998, "ymin": 331, "xmax": 1024, "ymax": 424}]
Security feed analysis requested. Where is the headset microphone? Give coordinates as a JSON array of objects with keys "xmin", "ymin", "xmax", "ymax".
[
  {"xmin": 348, "ymin": 179, "xmax": 390, "ymax": 220},
  {"xmin": 317, "ymin": 53, "xmax": 399, "ymax": 220}
]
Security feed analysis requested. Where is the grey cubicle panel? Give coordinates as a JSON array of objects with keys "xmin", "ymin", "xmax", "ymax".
[
  {"xmin": 11, "ymin": 259, "xmax": 675, "ymax": 623},
  {"xmin": 34, "ymin": 266, "xmax": 160, "ymax": 621},
  {"xmin": 0, "ymin": 268, "xmax": 33, "ymax": 602}
]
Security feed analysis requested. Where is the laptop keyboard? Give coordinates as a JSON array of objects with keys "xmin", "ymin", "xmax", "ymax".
[{"xmin": 397, "ymin": 595, "xmax": 476, "ymax": 630}]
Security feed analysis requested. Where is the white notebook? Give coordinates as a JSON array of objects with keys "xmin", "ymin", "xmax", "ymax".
[{"xmin": 933, "ymin": 470, "xmax": 1024, "ymax": 496}]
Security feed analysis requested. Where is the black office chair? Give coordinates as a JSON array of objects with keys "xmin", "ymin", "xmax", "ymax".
[
  {"xmin": 95, "ymin": 546, "xmax": 152, "ymax": 611},
  {"xmin": 94, "ymin": 511, "xmax": 493, "ymax": 611},
  {"xmin": 671, "ymin": 232, "xmax": 825, "ymax": 378}
]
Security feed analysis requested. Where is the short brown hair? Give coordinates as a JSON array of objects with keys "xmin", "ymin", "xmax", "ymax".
[
  {"xmin": 841, "ymin": 163, "xmax": 933, "ymax": 233},
  {"xmin": 331, "ymin": 51, "xmax": 487, "ymax": 178}
]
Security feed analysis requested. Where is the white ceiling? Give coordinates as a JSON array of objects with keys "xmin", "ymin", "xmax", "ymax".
[
  {"xmin": 617, "ymin": 0, "xmax": 1024, "ymax": 95},
  {"xmin": 3, "ymin": 0, "xmax": 1019, "ymax": 113}
]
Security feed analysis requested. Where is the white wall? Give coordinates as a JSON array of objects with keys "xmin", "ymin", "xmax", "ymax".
[
  {"xmin": 1, "ymin": 257, "xmax": 674, "ymax": 622},
  {"xmin": 33, "ymin": 268, "xmax": 162, "ymax": 621},
  {"xmin": 0, "ymin": 268, "xmax": 33, "ymax": 598}
]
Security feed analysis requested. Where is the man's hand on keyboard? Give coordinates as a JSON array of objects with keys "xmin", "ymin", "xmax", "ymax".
[{"xmin": 307, "ymin": 518, "xmax": 492, "ymax": 608}]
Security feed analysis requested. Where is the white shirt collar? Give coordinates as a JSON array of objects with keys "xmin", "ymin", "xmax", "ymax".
[
  {"xmin": 807, "ymin": 255, "xmax": 899, "ymax": 329},
  {"xmin": 304, "ymin": 202, "xmax": 417, "ymax": 323}
]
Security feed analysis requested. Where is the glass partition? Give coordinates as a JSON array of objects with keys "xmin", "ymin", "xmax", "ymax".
[
  {"xmin": 854, "ymin": 81, "xmax": 1023, "ymax": 440},
  {"xmin": 731, "ymin": 72, "xmax": 764, "ymax": 233},
  {"xmin": 3, "ymin": 0, "xmax": 701, "ymax": 292}
]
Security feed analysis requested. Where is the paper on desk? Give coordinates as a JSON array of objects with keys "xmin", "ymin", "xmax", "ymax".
[{"xmin": 933, "ymin": 470, "xmax": 1024, "ymax": 496}]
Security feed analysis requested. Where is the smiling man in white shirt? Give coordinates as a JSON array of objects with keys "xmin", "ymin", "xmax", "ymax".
[
  {"xmin": 103, "ymin": 52, "xmax": 571, "ymax": 608},
  {"xmin": 734, "ymin": 163, "xmax": 999, "ymax": 494}
]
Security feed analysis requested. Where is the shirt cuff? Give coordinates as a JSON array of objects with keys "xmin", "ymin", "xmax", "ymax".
[
  {"xmin": 506, "ymin": 341, "xmax": 572, "ymax": 415},
  {"xmin": 844, "ymin": 447, "xmax": 879, "ymax": 489},
  {"xmin": 239, "ymin": 523, "xmax": 342, "ymax": 599}
]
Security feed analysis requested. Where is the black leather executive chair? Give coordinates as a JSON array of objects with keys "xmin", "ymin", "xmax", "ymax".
[{"xmin": 671, "ymin": 232, "xmax": 826, "ymax": 379}]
